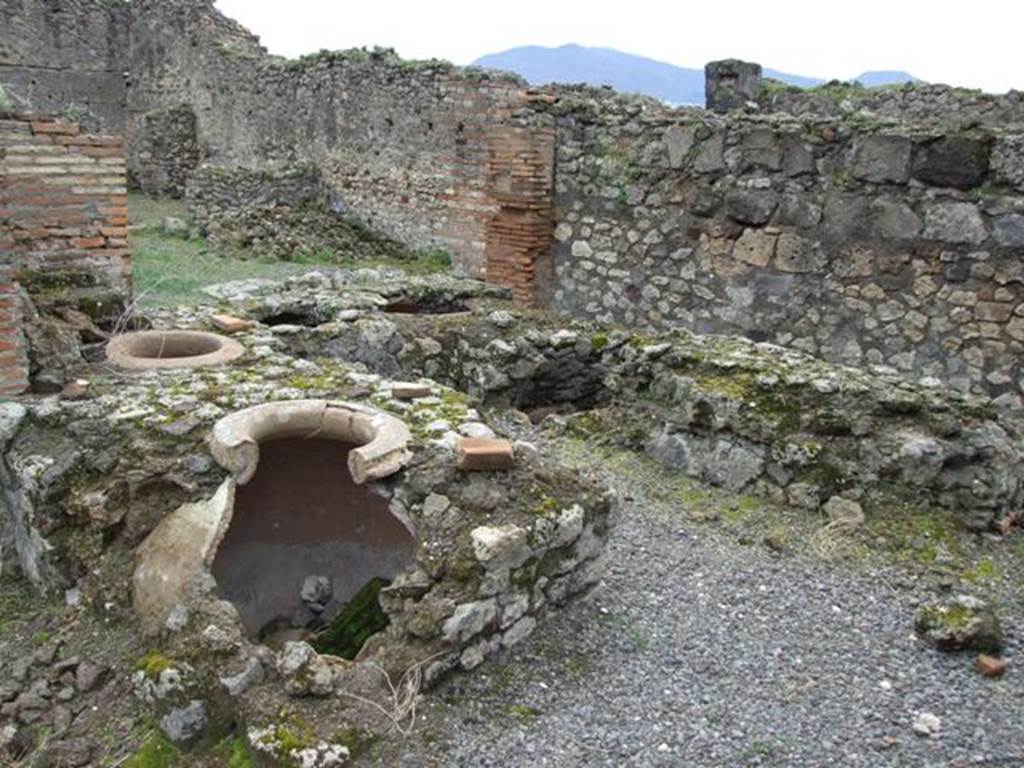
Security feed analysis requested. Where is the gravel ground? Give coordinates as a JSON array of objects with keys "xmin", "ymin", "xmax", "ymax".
[{"xmin": 369, "ymin": 439, "xmax": 1024, "ymax": 768}]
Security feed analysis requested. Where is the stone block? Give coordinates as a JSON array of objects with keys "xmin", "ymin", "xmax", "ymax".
[
  {"xmin": 870, "ymin": 199, "xmax": 922, "ymax": 241},
  {"xmin": 392, "ymin": 382, "xmax": 433, "ymax": 399},
  {"xmin": 732, "ymin": 229, "xmax": 776, "ymax": 267},
  {"xmin": 739, "ymin": 128, "xmax": 782, "ymax": 171},
  {"xmin": 774, "ymin": 233, "xmax": 823, "ymax": 273},
  {"xmin": 210, "ymin": 314, "xmax": 252, "ymax": 334},
  {"xmin": 782, "ymin": 134, "xmax": 815, "ymax": 176},
  {"xmin": 992, "ymin": 214, "xmax": 1024, "ymax": 247},
  {"xmin": 922, "ymin": 202, "xmax": 987, "ymax": 245},
  {"xmin": 456, "ymin": 438, "xmax": 515, "ymax": 470},
  {"xmin": 822, "ymin": 194, "xmax": 869, "ymax": 241},
  {"xmin": 725, "ymin": 189, "xmax": 777, "ymax": 225},
  {"xmin": 664, "ymin": 125, "xmax": 696, "ymax": 169},
  {"xmin": 775, "ymin": 194, "xmax": 822, "ymax": 228},
  {"xmin": 851, "ymin": 135, "xmax": 911, "ymax": 184},
  {"xmin": 693, "ymin": 133, "xmax": 725, "ymax": 173},
  {"xmin": 992, "ymin": 135, "xmax": 1024, "ymax": 191},
  {"xmin": 705, "ymin": 59, "xmax": 762, "ymax": 112},
  {"xmin": 911, "ymin": 135, "xmax": 991, "ymax": 190}
]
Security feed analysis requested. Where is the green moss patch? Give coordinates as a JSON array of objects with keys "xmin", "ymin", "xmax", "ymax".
[
  {"xmin": 124, "ymin": 729, "xmax": 179, "ymax": 768},
  {"xmin": 311, "ymin": 577, "xmax": 390, "ymax": 659},
  {"xmin": 136, "ymin": 650, "xmax": 173, "ymax": 680}
]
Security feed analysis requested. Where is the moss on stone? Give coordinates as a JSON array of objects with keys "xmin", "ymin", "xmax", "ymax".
[
  {"xmin": 866, "ymin": 506, "xmax": 963, "ymax": 565},
  {"xmin": 331, "ymin": 726, "xmax": 380, "ymax": 759},
  {"xmin": 796, "ymin": 460, "xmax": 845, "ymax": 490},
  {"xmin": 311, "ymin": 577, "xmax": 390, "ymax": 659},
  {"xmin": 918, "ymin": 603, "xmax": 975, "ymax": 631},
  {"xmin": 136, "ymin": 650, "xmax": 173, "ymax": 680},
  {"xmin": 447, "ymin": 545, "xmax": 482, "ymax": 583},
  {"xmin": 227, "ymin": 737, "xmax": 253, "ymax": 768},
  {"xmin": 962, "ymin": 557, "xmax": 1001, "ymax": 584},
  {"xmin": 530, "ymin": 495, "xmax": 560, "ymax": 517}
]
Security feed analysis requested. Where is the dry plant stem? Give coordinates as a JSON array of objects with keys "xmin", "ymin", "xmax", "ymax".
[{"xmin": 337, "ymin": 652, "xmax": 448, "ymax": 737}]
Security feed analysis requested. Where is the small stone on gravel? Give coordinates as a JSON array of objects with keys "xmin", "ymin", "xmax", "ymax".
[{"xmin": 912, "ymin": 712, "xmax": 942, "ymax": 737}]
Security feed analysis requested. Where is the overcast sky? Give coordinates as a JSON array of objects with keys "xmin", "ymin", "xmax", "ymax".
[{"xmin": 214, "ymin": 1, "xmax": 1023, "ymax": 94}]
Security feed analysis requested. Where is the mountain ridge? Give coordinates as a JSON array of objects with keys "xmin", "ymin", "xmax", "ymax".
[{"xmin": 471, "ymin": 44, "xmax": 915, "ymax": 105}]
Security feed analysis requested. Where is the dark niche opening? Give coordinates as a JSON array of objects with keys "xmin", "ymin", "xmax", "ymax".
[
  {"xmin": 259, "ymin": 310, "xmax": 322, "ymax": 327},
  {"xmin": 210, "ymin": 438, "xmax": 415, "ymax": 652},
  {"xmin": 383, "ymin": 294, "xmax": 469, "ymax": 315},
  {"xmin": 506, "ymin": 357, "xmax": 612, "ymax": 424}
]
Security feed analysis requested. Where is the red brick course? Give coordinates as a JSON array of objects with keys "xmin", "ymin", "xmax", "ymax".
[{"xmin": 0, "ymin": 112, "xmax": 132, "ymax": 393}]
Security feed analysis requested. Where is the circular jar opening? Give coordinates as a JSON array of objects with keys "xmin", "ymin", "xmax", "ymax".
[{"xmin": 106, "ymin": 330, "xmax": 244, "ymax": 370}]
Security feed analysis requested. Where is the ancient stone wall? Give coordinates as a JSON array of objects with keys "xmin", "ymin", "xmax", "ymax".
[
  {"xmin": 185, "ymin": 163, "xmax": 414, "ymax": 261},
  {"xmin": 186, "ymin": 163, "xmax": 328, "ymax": 231},
  {"xmin": 0, "ymin": 111, "xmax": 130, "ymax": 330},
  {"xmin": 0, "ymin": 0, "xmax": 130, "ymax": 133},
  {"xmin": 124, "ymin": 0, "xmax": 530, "ymax": 278},
  {"xmin": 127, "ymin": 104, "xmax": 199, "ymax": 197},
  {"xmin": 703, "ymin": 58, "xmax": 1024, "ymax": 128},
  {"xmin": 4, "ymin": 2, "xmax": 1024, "ymax": 397},
  {"xmin": 536, "ymin": 88, "xmax": 1024, "ymax": 401},
  {"xmin": 758, "ymin": 81, "xmax": 1024, "ymax": 129}
]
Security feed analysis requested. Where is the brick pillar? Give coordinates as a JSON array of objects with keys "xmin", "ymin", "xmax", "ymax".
[
  {"xmin": 0, "ymin": 113, "xmax": 131, "ymax": 299},
  {"xmin": 485, "ymin": 125, "xmax": 555, "ymax": 307},
  {"xmin": 0, "ymin": 266, "xmax": 29, "ymax": 396},
  {"xmin": 1, "ymin": 111, "xmax": 132, "ymax": 392}
]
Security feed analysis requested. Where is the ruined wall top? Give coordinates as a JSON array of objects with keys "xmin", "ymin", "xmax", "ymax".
[{"xmin": 703, "ymin": 58, "xmax": 1024, "ymax": 129}]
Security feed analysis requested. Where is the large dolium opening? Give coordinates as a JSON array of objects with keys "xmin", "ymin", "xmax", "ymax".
[{"xmin": 210, "ymin": 437, "xmax": 415, "ymax": 653}]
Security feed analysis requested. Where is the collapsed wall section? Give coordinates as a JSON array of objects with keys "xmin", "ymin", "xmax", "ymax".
[{"xmin": 538, "ymin": 90, "xmax": 1024, "ymax": 400}]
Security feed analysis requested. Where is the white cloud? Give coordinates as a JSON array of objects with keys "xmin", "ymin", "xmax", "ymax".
[{"xmin": 215, "ymin": 0, "xmax": 1023, "ymax": 93}]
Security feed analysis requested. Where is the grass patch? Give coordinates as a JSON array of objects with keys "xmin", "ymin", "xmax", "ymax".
[
  {"xmin": 208, "ymin": 735, "xmax": 252, "ymax": 768},
  {"xmin": 129, "ymin": 195, "xmax": 315, "ymax": 309},
  {"xmin": 123, "ymin": 728, "xmax": 179, "ymax": 768},
  {"xmin": 0, "ymin": 577, "xmax": 32, "ymax": 638},
  {"xmin": 128, "ymin": 193, "xmax": 451, "ymax": 308}
]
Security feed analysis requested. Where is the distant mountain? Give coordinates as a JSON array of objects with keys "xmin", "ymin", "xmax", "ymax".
[
  {"xmin": 473, "ymin": 44, "xmax": 706, "ymax": 105},
  {"xmin": 471, "ymin": 44, "xmax": 916, "ymax": 105},
  {"xmin": 852, "ymin": 70, "xmax": 916, "ymax": 87}
]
